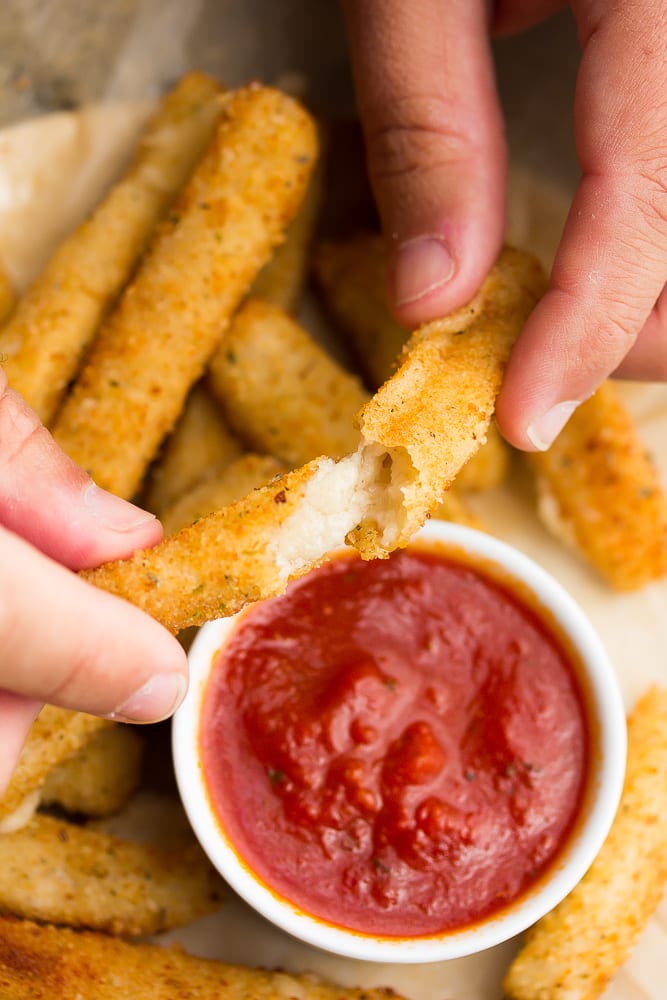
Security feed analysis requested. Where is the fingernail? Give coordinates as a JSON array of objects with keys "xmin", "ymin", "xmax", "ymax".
[
  {"xmin": 109, "ymin": 673, "xmax": 187, "ymax": 723},
  {"xmin": 526, "ymin": 401, "xmax": 580, "ymax": 451},
  {"xmin": 393, "ymin": 236, "xmax": 455, "ymax": 307},
  {"xmin": 83, "ymin": 482, "xmax": 156, "ymax": 532}
]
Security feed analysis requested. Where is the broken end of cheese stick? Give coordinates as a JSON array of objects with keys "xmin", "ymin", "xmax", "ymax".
[{"xmin": 83, "ymin": 246, "xmax": 546, "ymax": 632}]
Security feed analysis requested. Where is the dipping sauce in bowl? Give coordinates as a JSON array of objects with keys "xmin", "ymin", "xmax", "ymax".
[{"xmin": 174, "ymin": 521, "xmax": 626, "ymax": 962}]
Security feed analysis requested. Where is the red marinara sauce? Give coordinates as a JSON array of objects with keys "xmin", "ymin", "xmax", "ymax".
[{"xmin": 200, "ymin": 544, "xmax": 589, "ymax": 937}]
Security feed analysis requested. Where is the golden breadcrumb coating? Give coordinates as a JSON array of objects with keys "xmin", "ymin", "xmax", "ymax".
[
  {"xmin": 0, "ymin": 813, "xmax": 223, "ymax": 936},
  {"xmin": 504, "ymin": 686, "xmax": 667, "ymax": 1000},
  {"xmin": 53, "ymin": 84, "xmax": 318, "ymax": 499},
  {"xmin": 208, "ymin": 298, "xmax": 367, "ymax": 465},
  {"xmin": 0, "ymin": 72, "xmax": 224, "ymax": 424},
  {"xmin": 529, "ymin": 381, "xmax": 667, "ymax": 589},
  {"xmin": 161, "ymin": 452, "xmax": 286, "ymax": 535},
  {"xmin": 84, "ymin": 247, "xmax": 545, "ymax": 632},
  {"xmin": 0, "ymin": 915, "xmax": 404, "ymax": 1000},
  {"xmin": 0, "ymin": 709, "xmax": 111, "ymax": 827},
  {"xmin": 143, "ymin": 382, "xmax": 243, "ymax": 516},
  {"xmin": 40, "ymin": 725, "xmax": 143, "ymax": 818}
]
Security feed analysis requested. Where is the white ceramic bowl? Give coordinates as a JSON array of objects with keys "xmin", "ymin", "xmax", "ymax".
[{"xmin": 173, "ymin": 520, "xmax": 626, "ymax": 963}]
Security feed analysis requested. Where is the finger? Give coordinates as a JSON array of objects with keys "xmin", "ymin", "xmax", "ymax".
[
  {"xmin": 496, "ymin": 0, "xmax": 667, "ymax": 450},
  {"xmin": 0, "ymin": 371, "xmax": 162, "ymax": 569},
  {"xmin": 342, "ymin": 0, "xmax": 506, "ymax": 328},
  {"xmin": 0, "ymin": 525, "xmax": 187, "ymax": 722},
  {"xmin": 0, "ymin": 692, "xmax": 41, "ymax": 800},
  {"xmin": 613, "ymin": 288, "xmax": 667, "ymax": 381}
]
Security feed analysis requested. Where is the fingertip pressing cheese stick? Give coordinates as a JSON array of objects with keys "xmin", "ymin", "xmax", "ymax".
[
  {"xmin": 528, "ymin": 381, "xmax": 667, "ymax": 590},
  {"xmin": 208, "ymin": 298, "xmax": 368, "ymax": 466},
  {"xmin": 84, "ymin": 247, "xmax": 546, "ymax": 632},
  {"xmin": 54, "ymin": 85, "xmax": 318, "ymax": 499},
  {"xmin": 0, "ymin": 709, "xmax": 112, "ymax": 830},
  {"xmin": 160, "ymin": 452, "xmax": 286, "ymax": 535},
  {"xmin": 315, "ymin": 232, "xmax": 511, "ymax": 491},
  {"xmin": 143, "ymin": 382, "xmax": 243, "ymax": 516},
  {"xmin": 504, "ymin": 685, "xmax": 667, "ymax": 1000},
  {"xmin": 0, "ymin": 915, "xmax": 408, "ymax": 1000},
  {"xmin": 0, "ymin": 72, "xmax": 224, "ymax": 424}
]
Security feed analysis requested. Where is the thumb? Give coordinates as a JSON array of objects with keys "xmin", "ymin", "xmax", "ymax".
[{"xmin": 342, "ymin": 0, "xmax": 506, "ymax": 328}]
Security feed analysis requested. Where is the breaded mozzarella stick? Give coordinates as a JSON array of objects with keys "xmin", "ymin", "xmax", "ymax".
[
  {"xmin": 83, "ymin": 247, "xmax": 545, "ymax": 632},
  {"xmin": 53, "ymin": 85, "xmax": 318, "ymax": 499},
  {"xmin": 0, "ymin": 73, "xmax": 224, "ymax": 424}
]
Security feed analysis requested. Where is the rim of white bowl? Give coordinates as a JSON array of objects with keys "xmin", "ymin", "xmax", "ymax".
[{"xmin": 172, "ymin": 520, "xmax": 627, "ymax": 962}]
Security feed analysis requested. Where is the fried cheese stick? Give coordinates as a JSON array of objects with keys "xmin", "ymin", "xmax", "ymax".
[
  {"xmin": 0, "ymin": 262, "xmax": 15, "ymax": 326},
  {"xmin": 0, "ymin": 916, "xmax": 406, "ymax": 1000},
  {"xmin": 0, "ymin": 813, "xmax": 223, "ymax": 936},
  {"xmin": 208, "ymin": 299, "xmax": 368, "ymax": 465},
  {"xmin": 0, "ymin": 73, "xmax": 224, "ymax": 425},
  {"xmin": 207, "ymin": 299, "xmax": 480, "ymax": 527},
  {"xmin": 315, "ymin": 232, "xmax": 406, "ymax": 389},
  {"xmin": 53, "ymin": 85, "xmax": 318, "ymax": 499},
  {"xmin": 504, "ymin": 685, "xmax": 667, "ymax": 1000},
  {"xmin": 40, "ymin": 725, "xmax": 143, "ymax": 818},
  {"xmin": 83, "ymin": 247, "xmax": 546, "ymax": 632},
  {"xmin": 250, "ymin": 156, "xmax": 322, "ymax": 311},
  {"xmin": 0, "ymin": 709, "xmax": 111, "ymax": 830},
  {"xmin": 528, "ymin": 381, "xmax": 667, "ymax": 590},
  {"xmin": 315, "ymin": 232, "xmax": 510, "ymax": 491},
  {"xmin": 161, "ymin": 453, "xmax": 286, "ymax": 535},
  {"xmin": 143, "ymin": 382, "xmax": 243, "ymax": 516}
]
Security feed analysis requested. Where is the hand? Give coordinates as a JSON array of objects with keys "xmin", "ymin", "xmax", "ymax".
[
  {"xmin": 342, "ymin": 0, "xmax": 667, "ymax": 449},
  {"xmin": 0, "ymin": 370, "xmax": 187, "ymax": 793}
]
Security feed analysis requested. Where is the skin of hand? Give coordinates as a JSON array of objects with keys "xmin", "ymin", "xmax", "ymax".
[
  {"xmin": 342, "ymin": 0, "xmax": 667, "ymax": 450},
  {"xmin": 0, "ymin": 369, "xmax": 188, "ymax": 795}
]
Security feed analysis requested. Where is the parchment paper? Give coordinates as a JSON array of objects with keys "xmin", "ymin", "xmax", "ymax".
[{"xmin": 0, "ymin": 5, "xmax": 665, "ymax": 997}]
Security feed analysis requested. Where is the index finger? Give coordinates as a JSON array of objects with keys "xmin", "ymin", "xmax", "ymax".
[{"xmin": 496, "ymin": 0, "xmax": 667, "ymax": 450}]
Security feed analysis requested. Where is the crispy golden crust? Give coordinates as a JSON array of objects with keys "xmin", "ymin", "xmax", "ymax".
[
  {"xmin": 0, "ymin": 73, "xmax": 224, "ymax": 425},
  {"xmin": 315, "ymin": 233, "xmax": 510, "ymax": 492},
  {"xmin": 350, "ymin": 246, "xmax": 546, "ymax": 551},
  {"xmin": 528, "ymin": 381, "xmax": 667, "ymax": 590},
  {"xmin": 84, "ymin": 248, "xmax": 544, "ymax": 632},
  {"xmin": 53, "ymin": 85, "xmax": 318, "ymax": 499},
  {"xmin": 83, "ymin": 461, "xmax": 324, "ymax": 631},
  {"xmin": 161, "ymin": 453, "xmax": 286, "ymax": 535},
  {"xmin": 0, "ymin": 709, "xmax": 111, "ymax": 826},
  {"xmin": 0, "ymin": 916, "xmax": 404, "ymax": 1000},
  {"xmin": 143, "ymin": 383, "xmax": 243, "ymax": 516},
  {"xmin": 504, "ymin": 686, "xmax": 667, "ymax": 1000},
  {"xmin": 455, "ymin": 422, "xmax": 510, "ymax": 492},
  {"xmin": 40, "ymin": 725, "xmax": 143, "ymax": 818},
  {"xmin": 208, "ymin": 299, "xmax": 368, "ymax": 465},
  {"xmin": 0, "ymin": 813, "xmax": 223, "ymax": 936},
  {"xmin": 0, "ymin": 260, "xmax": 15, "ymax": 326},
  {"xmin": 250, "ymin": 155, "xmax": 323, "ymax": 312},
  {"xmin": 314, "ymin": 232, "xmax": 405, "ymax": 389}
]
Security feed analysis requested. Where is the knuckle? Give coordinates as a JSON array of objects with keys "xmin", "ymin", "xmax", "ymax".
[{"xmin": 364, "ymin": 94, "xmax": 484, "ymax": 185}]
